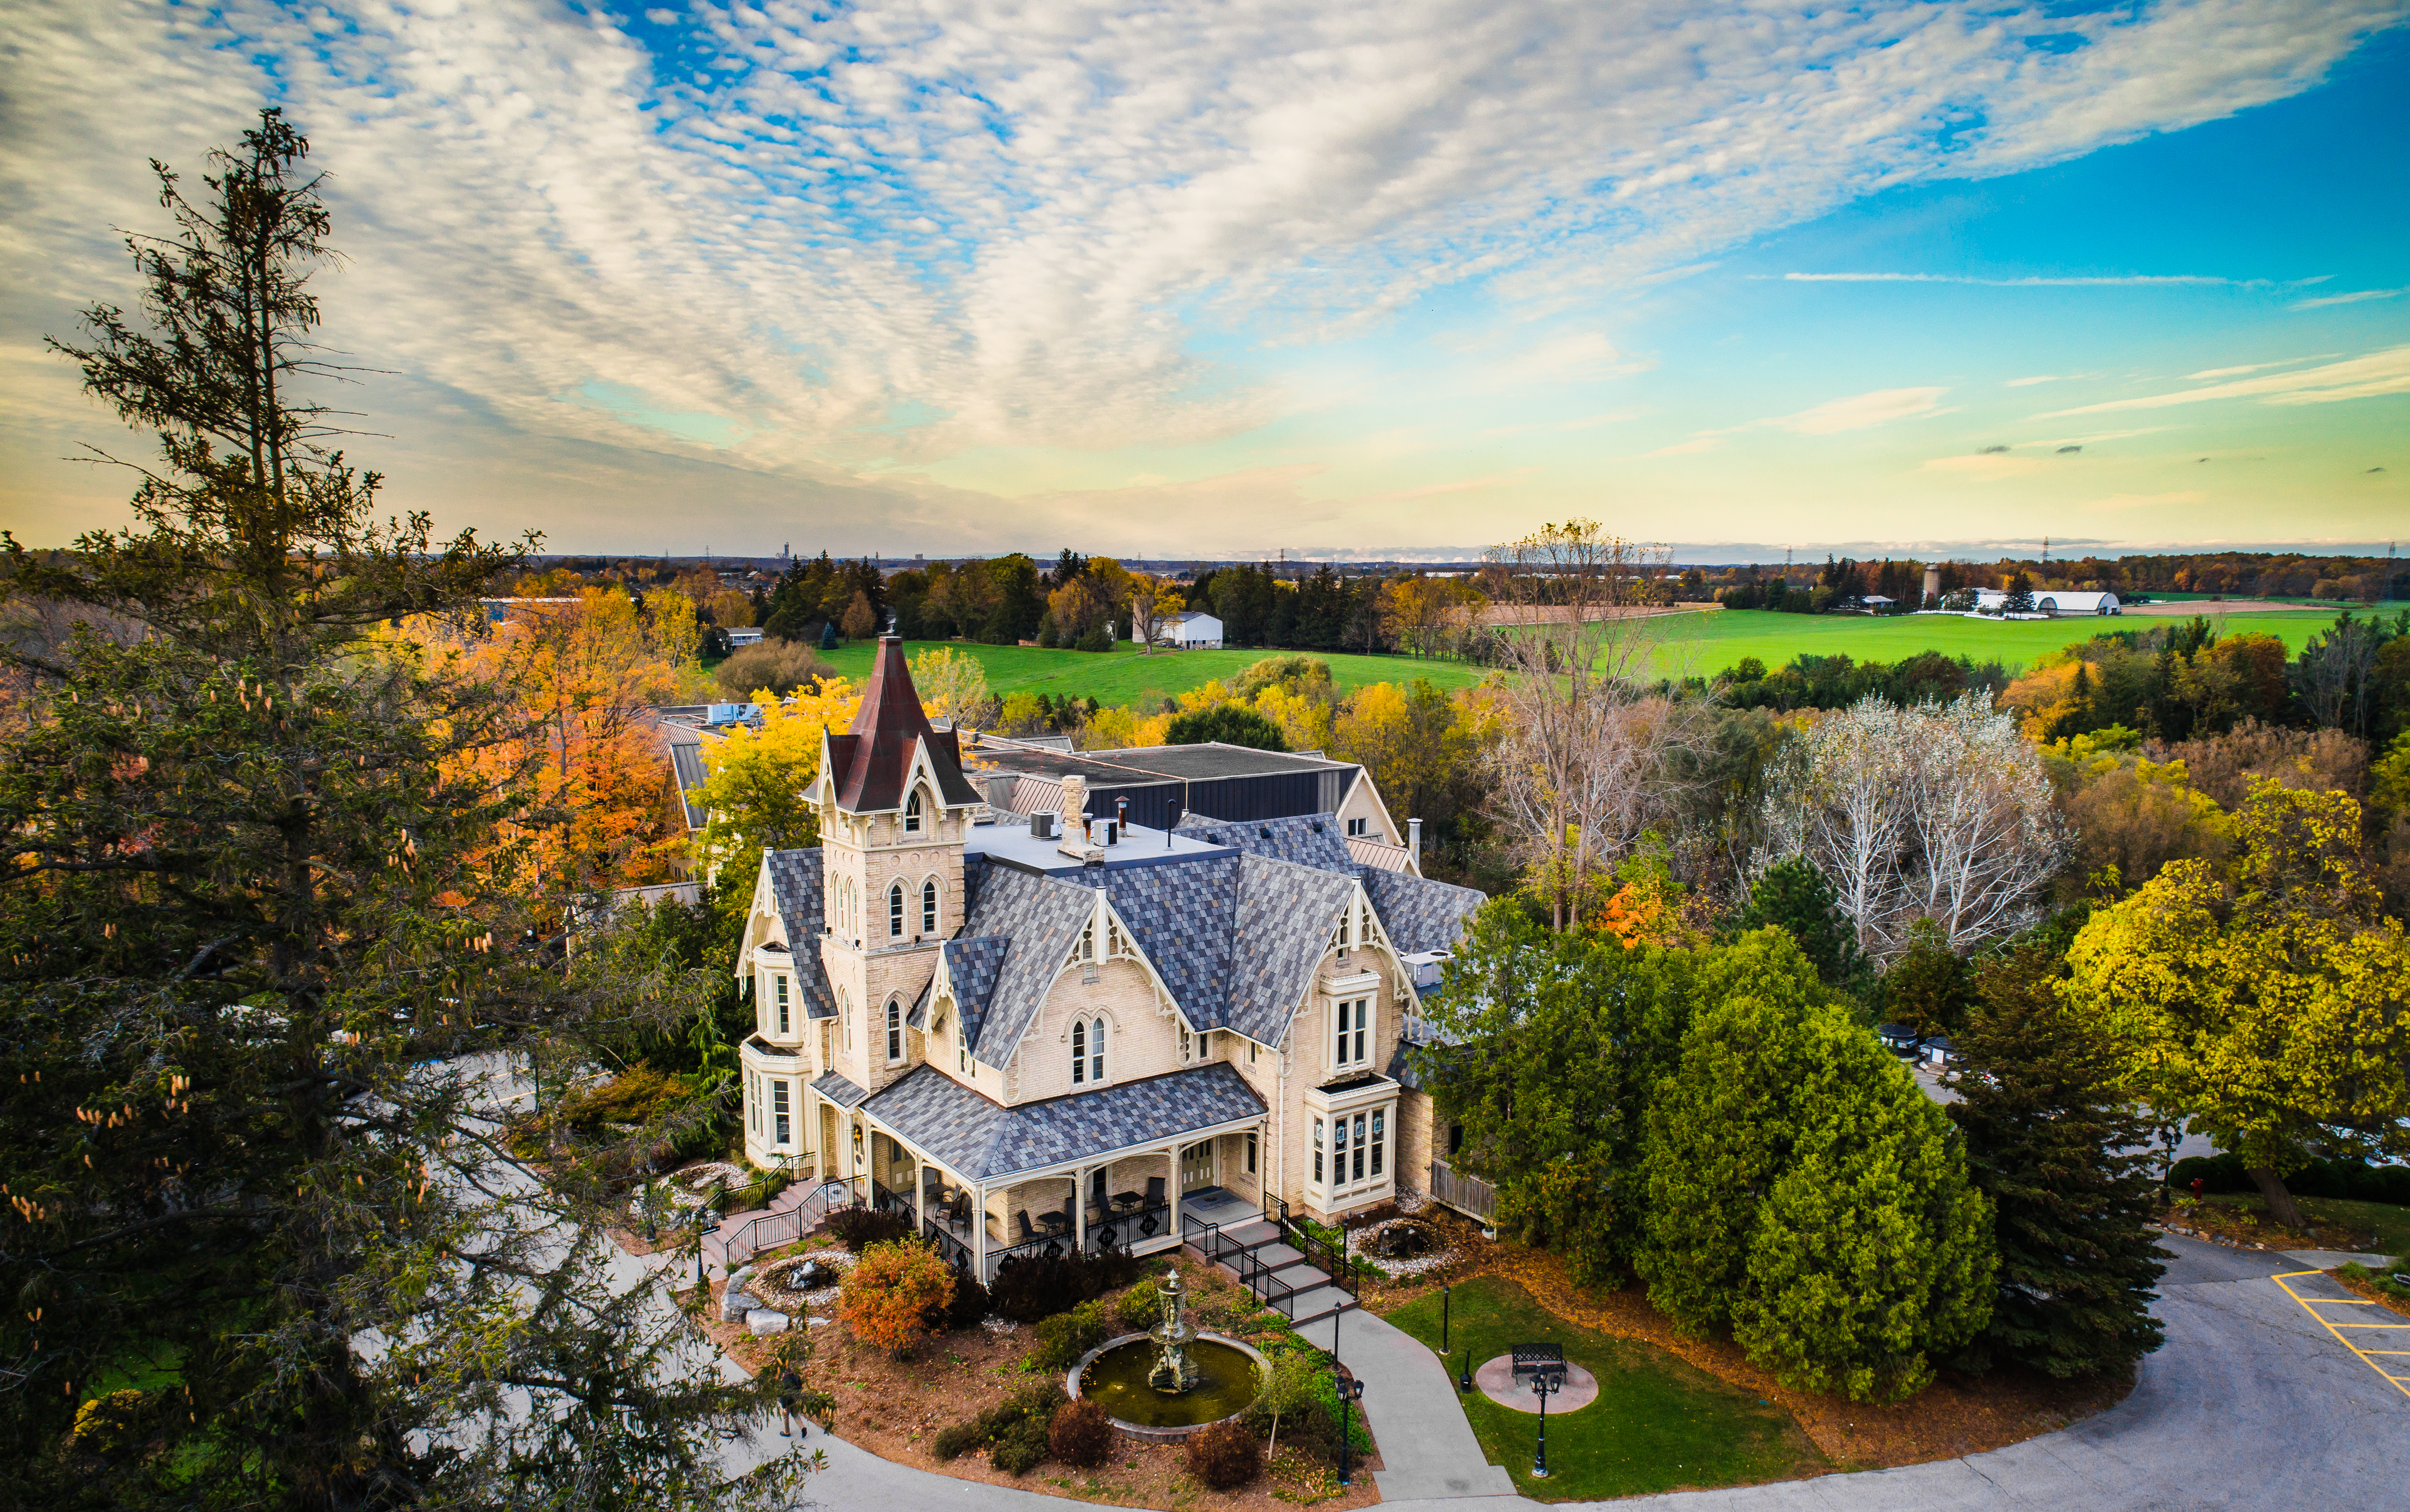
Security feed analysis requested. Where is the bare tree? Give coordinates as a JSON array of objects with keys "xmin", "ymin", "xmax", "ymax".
[
  {"xmin": 1757, "ymin": 694, "xmax": 2067, "ymax": 957},
  {"xmin": 1482, "ymin": 520, "xmax": 1700, "ymax": 930},
  {"xmin": 1127, "ymin": 573, "xmax": 1184, "ymax": 655}
]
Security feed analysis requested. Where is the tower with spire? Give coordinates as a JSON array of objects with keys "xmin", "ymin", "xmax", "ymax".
[{"xmin": 806, "ymin": 635, "xmax": 984, "ymax": 1097}]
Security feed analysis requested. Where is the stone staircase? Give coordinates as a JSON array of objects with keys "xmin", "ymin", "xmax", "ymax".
[
  {"xmin": 701, "ymin": 1177, "xmax": 833, "ymax": 1274},
  {"xmin": 1187, "ymin": 1214, "xmax": 1360, "ymax": 1329}
]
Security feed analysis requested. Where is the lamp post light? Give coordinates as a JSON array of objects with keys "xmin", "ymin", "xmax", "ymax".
[
  {"xmin": 1441, "ymin": 1283, "xmax": 1451, "ymax": 1355},
  {"xmin": 1529, "ymin": 1366, "xmax": 1564, "ymax": 1480},
  {"xmin": 1336, "ymin": 1376, "xmax": 1365, "ymax": 1488},
  {"xmin": 1458, "ymin": 1346, "xmax": 1471, "ymax": 1393},
  {"xmin": 695, "ymin": 1206, "xmax": 719, "ymax": 1293}
]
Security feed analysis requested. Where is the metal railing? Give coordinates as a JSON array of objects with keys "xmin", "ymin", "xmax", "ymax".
[
  {"xmin": 1275, "ymin": 1209, "xmax": 1360, "ymax": 1302},
  {"xmin": 922, "ymin": 1213, "xmax": 974, "ymax": 1273},
  {"xmin": 985, "ymin": 1230, "xmax": 1072, "ymax": 1280},
  {"xmin": 711, "ymin": 1177, "xmax": 857, "ymax": 1269},
  {"xmin": 1232, "ymin": 1246, "xmax": 1297, "ymax": 1318},
  {"xmin": 1088, "ymin": 1201, "xmax": 1169, "ymax": 1255},
  {"xmin": 1429, "ymin": 1158, "xmax": 1497, "ymax": 1223}
]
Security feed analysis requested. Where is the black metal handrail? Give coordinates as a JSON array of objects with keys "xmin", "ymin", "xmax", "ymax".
[
  {"xmin": 1233, "ymin": 1247, "xmax": 1296, "ymax": 1318},
  {"xmin": 869, "ymin": 1178, "xmax": 906, "ymax": 1215},
  {"xmin": 1275, "ymin": 1209, "xmax": 1360, "ymax": 1301},
  {"xmin": 922, "ymin": 1213, "xmax": 973, "ymax": 1273},
  {"xmin": 1089, "ymin": 1200, "xmax": 1170, "ymax": 1255},
  {"xmin": 1181, "ymin": 1211, "xmax": 1222, "ymax": 1262},
  {"xmin": 986, "ymin": 1230, "xmax": 1071, "ymax": 1278}
]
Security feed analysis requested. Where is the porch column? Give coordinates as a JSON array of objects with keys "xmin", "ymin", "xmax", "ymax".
[
  {"xmin": 1073, "ymin": 1165, "xmax": 1088, "ymax": 1251},
  {"xmin": 1166, "ymin": 1143, "xmax": 1182, "ymax": 1237},
  {"xmin": 909, "ymin": 1153, "xmax": 923, "ymax": 1230},
  {"xmin": 974, "ymin": 1183, "xmax": 989, "ymax": 1280}
]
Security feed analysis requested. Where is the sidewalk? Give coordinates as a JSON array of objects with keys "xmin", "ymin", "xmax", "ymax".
[{"xmin": 1333, "ymin": 1306, "xmax": 1520, "ymax": 1500}]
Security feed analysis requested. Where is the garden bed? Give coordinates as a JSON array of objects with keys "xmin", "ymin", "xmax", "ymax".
[
  {"xmin": 675, "ymin": 1250, "xmax": 1382, "ymax": 1509},
  {"xmin": 2155, "ymin": 1193, "xmax": 2406, "ymax": 1255}
]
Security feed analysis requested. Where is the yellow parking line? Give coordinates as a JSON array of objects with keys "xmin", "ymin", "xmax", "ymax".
[{"xmin": 2273, "ymin": 1271, "xmax": 2410, "ymax": 1402}]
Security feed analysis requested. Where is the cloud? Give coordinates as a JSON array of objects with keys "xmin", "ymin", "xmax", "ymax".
[
  {"xmin": 1643, "ymin": 436, "xmax": 1723, "ymax": 457},
  {"xmin": 2185, "ymin": 356, "xmax": 2334, "ymax": 378},
  {"xmin": 1775, "ymin": 386, "xmax": 1953, "ymax": 435},
  {"xmin": 2006, "ymin": 374, "xmax": 2072, "ymax": 386},
  {"xmin": 1557, "ymin": 407, "xmax": 1648, "ymax": 430},
  {"xmin": 1978, "ymin": 444, "xmax": 2011, "ymax": 453},
  {"xmin": 2, "ymin": 0, "xmax": 2402, "ymax": 547},
  {"xmin": 2291, "ymin": 288, "xmax": 2404, "ymax": 310},
  {"xmin": 2040, "ymin": 346, "xmax": 2410, "ymax": 416},
  {"xmin": 1779, "ymin": 272, "xmax": 2240, "ymax": 287}
]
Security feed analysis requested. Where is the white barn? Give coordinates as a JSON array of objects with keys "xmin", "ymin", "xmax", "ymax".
[
  {"xmin": 1151, "ymin": 610, "xmax": 1224, "ymax": 650},
  {"xmin": 1973, "ymin": 588, "xmax": 2122, "ymax": 617}
]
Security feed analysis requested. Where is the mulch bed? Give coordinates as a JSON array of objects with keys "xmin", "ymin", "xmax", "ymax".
[
  {"xmin": 2154, "ymin": 1198, "xmax": 2377, "ymax": 1254},
  {"xmin": 2327, "ymin": 1266, "xmax": 2410, "ymax": 1319},
  {"xmin": 1368, "ymin": 1218, "xmax": 2129, "ymax": 1475},
  {"xmin": 670, "ymin": 1249, "xmax": 1382, "ymax": 1509}
]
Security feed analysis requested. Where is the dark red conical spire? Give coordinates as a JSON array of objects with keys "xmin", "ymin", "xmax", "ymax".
[{"xmin": 827, "ymin": 634, "xmax": 980, "ymax": 813}]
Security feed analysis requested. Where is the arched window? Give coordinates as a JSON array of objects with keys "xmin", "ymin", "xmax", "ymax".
[
  {"xmin": 921, "ymin": 879, "xmax": 938, "ymax": 935},
  {"xmin": 904, "ymin": 789, "xmax": 923, "ymax": 833},
  {"xmin": 1082, "ymin": 1016, "xmax": 1107, "ymax": 1084},
  {"xmin": 1070, "ymin": 1019, "xmax": 1086, "ymax": 1084},
  {"xmin": 888, "ymin": 882, "xmax": 904, "ymax": 938},
  {"xmin": 886, "ymin": 999, "xmax": 904, "ymax": 1063}
]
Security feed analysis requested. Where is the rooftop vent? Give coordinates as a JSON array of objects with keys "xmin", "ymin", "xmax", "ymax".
[
  {"xmin": 1259, "ymin": 826, "xmax": 1272, "ymax": 839},
  {"xmin": 1030, "ymin": 812, "xmax": 1056, "ymax": 840}
]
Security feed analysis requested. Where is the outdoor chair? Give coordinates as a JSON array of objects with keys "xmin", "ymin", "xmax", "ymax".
[
  {"xmin": 1016, "ymin": 1210, "xmax": 1038, "ymax": 1242},
  {"xmin": 1143, "ymin": 1176, "xmax": 1166, "ymax": 1209}
]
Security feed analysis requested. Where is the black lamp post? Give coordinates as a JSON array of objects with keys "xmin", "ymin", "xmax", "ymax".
[
  {"xmin": 1441, "ymin": 1283, "xmax": 1451, "ymax": 1354},
  {"xmin": 694, "ymin": 1206, "xmax": 719, "ymax": 1292},
  {"xmin": 1458, "ymin": 1346, "xmax": 1471, "ymax": 1393},
  {"xmin": 1529, "ymin": 1366, "xmax": 1564, "ymax": 1480},
  {"xmin": 1336, "ymin": 1376, "xmax": 1365, "ymax": 1487}
]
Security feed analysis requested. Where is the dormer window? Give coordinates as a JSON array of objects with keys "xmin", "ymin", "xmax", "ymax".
[
  {"xmin": 904, "ymin": 789, "xmax": 923, "ymax": 833},
  {"xmin": 1071, "ymin": 1016, "xmax": 1107, "ymax": 1085}
]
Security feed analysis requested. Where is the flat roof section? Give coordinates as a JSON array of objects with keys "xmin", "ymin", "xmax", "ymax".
[{"xmin": 965, "ymin": 815, "xmax": 1236, "ymax": 877}]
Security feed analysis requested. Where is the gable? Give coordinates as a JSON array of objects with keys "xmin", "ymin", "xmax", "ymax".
[
  {"xmin": 758, "ymin": 848, "xmax": 837, "ymax": 1020},
  {"xmin": 953, "ymin": 863, "xmax": 1093, "ymax": 1060}
]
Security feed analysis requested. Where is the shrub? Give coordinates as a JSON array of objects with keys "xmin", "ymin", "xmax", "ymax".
[
  {"xmin": 1048, "ymin": 1397, "xmax": 1114, "ymax": 1468},
  {"xmin": 837, "ymin": 1239, "xmax": 955, "ymax": 1357},
  {"xmin": 928, "ymin": 1268, "xmax": 990, "ymax": 1332},
  {"xmin": 826, "ymin": 1205, "xmax": 915, "ymax": 1252},
  {"xmin": 988, "ymin": 1248, "xmax": 1143, "ymax": 1323},
  {"xmin": 990, "ymin": 1415, "xmax": 1051, "ymax": 1474},
  {"xmin": 716, "ymin": 638, "xmax": 834, "ymax": 698},
  {"xmin": 1114, "ymin": 1277, "xmax": 1161, "ymax": 1331},
  {"xmin": 932, "ymin": 1380, "xmax": 1069, "ymax": 1463},
  {"xmin": 931, "ymin": 1420, "xmax": 987, "ymax": 1461},
  {"xmin": 1032, "ymin": 1299, "xmax": 1110, "ymax": 1371},
  {"xmin": 1186, "ymin": 1418, "xmax": 1262, "ymax": 1489}
]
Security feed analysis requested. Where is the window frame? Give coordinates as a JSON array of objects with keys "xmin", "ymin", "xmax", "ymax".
[
  {"xmin": 888, "ymin": 881, "xmax": 904, "ymax": 939},
  {"xmin": 921, "ymin": 878, "xmax": 938, "ymax": 935},
  {"xmin": 904, "ymin": 788, "xmax": 923, "ymax": 833},
  {"xmin": 771, "ymin": 1079, "xmax": 790, "ymax": 1147}
]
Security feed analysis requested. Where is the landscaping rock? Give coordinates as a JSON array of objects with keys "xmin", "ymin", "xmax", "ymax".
[
  {"xmin": 792, "ymin": 1259, "xmax": 839, "ymax": 1291},
  {"xmin": 746, "ymin": 1309, "xmax": 791, "ymax": 1335},
  {"xmin": 1369, "ymin": 1220, "xmax": 1439, "ymax": 1258},
  {"xmin": 720, "ymin": 1287, "xmax": 757, "ymax": 1322}
]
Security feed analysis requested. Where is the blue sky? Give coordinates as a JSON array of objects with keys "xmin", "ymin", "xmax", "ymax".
[{"xmin": 3, "ymin": 0, "xmax": 2403, "ymax": 558}]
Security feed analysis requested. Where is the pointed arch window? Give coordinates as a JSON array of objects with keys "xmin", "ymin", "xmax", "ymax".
[
  {"xmin": 1071, "ymin": 1016, "xmax": 1107, "ymax": 1085},
  {"xmin": 886, "ymin": 999, "xmax": 904, "ymax": 1064},
  {"xmin": 904, "ymin": 789, "xmax": 923, "ymax": 833},
  {"xmin": 921, "ymin": 879, "xmax": 938, "ymax": 935},
  {"xmin": 888, "ymin": 882, "xmax": 904, "ymax": 938}
]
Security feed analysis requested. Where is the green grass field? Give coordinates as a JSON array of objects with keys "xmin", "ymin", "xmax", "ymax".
[
  {"xmin": 813, "ymin": 639, "xmax": 1486, "ymax": 706},
  {"xmin": 1629, "ymin": 607, "xmax": 2337, "ymax": 681},
  {"xmin": 798, "ymin": 606, "xmax": 2342, "ymax": 711},
  {"xmin": 1380, "ymin": 1275, "xmax": 1823, "ymax": 1501}
]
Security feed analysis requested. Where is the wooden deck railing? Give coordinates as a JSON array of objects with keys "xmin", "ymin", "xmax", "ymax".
[{"xmin": 1428, "ymin": 1158, "xmax": 1497, "ymax": 1223}]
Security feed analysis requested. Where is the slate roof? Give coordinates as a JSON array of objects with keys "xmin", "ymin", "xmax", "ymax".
[
  {"xmin": 935, "ymin": 935, "xmax": 1012, "ymax": 1041},
  {"xmin": 825, "ymin": 635, "xmax": 983, "ymax": 813},
  {"xmin": 812, "ymin": 1070, "xmax": 870, "ymax": 1107},
  {"xmin": 1177, "ymin": 812, "xmax": 1356, "ymax": 871},
  {"xmin": 1223, "ymin": 855, "xmax": 1360, "ymax": 1043},
  {"xmin": 860, "ymin": 1062, "xmax": 1266, "ymax": 1181},
  {"xmin": 1360, "ymin": 867, "xmax": 1486, "ymax": 955},
  {"xmin": 760, "ymin": 849, "xmax": 837, "ymax": 1020},
  {"xmin": 953, "ymin": 863, "xmax": 1094, "ymax": 1058},
  {"xmin": 1098, "ymin": 853, "xmax": 1239, "ymax": 1023}
]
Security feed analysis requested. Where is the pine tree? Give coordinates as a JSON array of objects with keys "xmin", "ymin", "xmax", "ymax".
[
  {"xmin": 1950, "ymin": 943, "xmax": 2166, "ymax": 1377},
  {"xmin": 2, "ymin": 110, "xmax": 796, "ymax": 1508},
  {"xmin": 1732, "ymin": 858, "xmax": 1866, "ymax": 990}
]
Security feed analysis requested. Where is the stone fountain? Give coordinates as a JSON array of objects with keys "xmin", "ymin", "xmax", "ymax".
[{"xmin": 1145, "ymin": 1266, "xmax": 1203, "ymax": 1393}]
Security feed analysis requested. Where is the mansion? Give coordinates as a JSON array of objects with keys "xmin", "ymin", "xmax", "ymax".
[{"xmin": 731, "ymin": 635, "xmax": 1484, "ymax": 1282}]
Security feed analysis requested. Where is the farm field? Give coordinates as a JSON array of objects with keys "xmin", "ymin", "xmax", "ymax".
[
  {"xmin": 1631, "ymin": 607, "xmax": 2339, "ymax": 679},
  {"xmin": 797, "ymin": 606, "xmax": 2346, "ymax": 711},
  {"xmin": 811, "ymin": 639, "xmax": 1486, "ymax": 705}
]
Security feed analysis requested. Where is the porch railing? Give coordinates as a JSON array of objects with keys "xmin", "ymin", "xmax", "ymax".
[
  {"xmin": 985, "ymin": 1230, "xmax": 1072, "ymax": 1280},
  {"xmin": 1088, "ymin": 1201, "xmax": 1170, "ymax": 1255},
  {"xmin": 1428, "ymin": 1158, "xmax": 1497, "ymax": 1224},
  {"xmin": 922, "ymin": 1213, "xmax": 973, "ymax": 1273},
  {"xmin": 869, "ymin": 1178, "xmax": 907, "ymax": 1216}
]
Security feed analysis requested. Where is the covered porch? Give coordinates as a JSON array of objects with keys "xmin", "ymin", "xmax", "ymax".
[{"xmin": 852, "ymin": 1062, "xmax": 1268, "ymax": 1283}]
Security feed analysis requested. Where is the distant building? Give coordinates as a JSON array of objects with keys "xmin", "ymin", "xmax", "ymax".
[
  {"xmin": 1973, "ymin": 588, "xmax": 2121, "ymax": 617},
  {"xmin": 1149, "ymin": 610, "xmax": 1224, "ymax": 650},
  {"xmin": 727, "ymin": 627, "xmax": 765, "ymax": 647}
]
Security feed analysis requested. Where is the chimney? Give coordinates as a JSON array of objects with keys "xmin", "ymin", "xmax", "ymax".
[
  {"xmin": 1409, "ymin": 818, "xmax": 1423, "ymax": 868},
  {"xmin": 1060, "ymin": 774, "xmax": 1087, "ymax": 836}
]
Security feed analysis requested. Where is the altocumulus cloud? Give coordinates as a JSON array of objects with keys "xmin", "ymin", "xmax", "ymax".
[{"xmin": 3, "ymin": 0, "xmax": 2401, "ymax": 523}]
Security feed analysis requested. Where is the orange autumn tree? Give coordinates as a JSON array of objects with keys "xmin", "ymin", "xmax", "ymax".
[
  {"xmin": 837, "ymin": 1239, "xmax": 954, "ymax": 1357},
  {"xmin": 387, "ymin": 587, "xmax": 709, "ymax": 889}
]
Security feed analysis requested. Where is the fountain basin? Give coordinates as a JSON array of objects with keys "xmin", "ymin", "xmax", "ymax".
[{"xmin": 1068, "ymin": 1333, "xmax": 1269, "ymax": 1442}]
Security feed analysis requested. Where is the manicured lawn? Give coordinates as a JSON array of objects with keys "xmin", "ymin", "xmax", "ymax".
[
  {"xmin": 815, "ymin": 639, "xmax": 1487, "ymax": 705},
  {"xmin": 1630, "ymin": 608, "xmax": 2337, "ymax": 681},
  {"xmin": 1380, "ymin": 1274, "xmax": 1823, "ymax": 1501}
]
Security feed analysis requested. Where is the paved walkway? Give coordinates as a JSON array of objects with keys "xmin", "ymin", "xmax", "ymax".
[{"xmin": 1335, "ymin": 1304, "xmax": 1520, "ymax": 1499}]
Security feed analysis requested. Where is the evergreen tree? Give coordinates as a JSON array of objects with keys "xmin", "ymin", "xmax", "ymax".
[
  {"xmin": 1878, "ymin": 920, "xmax": 1973, "ymax": 1034},
  {"xmin": 1641, "ymin": 931, "xmax": 1994, "ymax": 1402},
  {"xmin": 1949, "ymin": 945, "xmax": 2166, "ymax": 1378},
  {"xmin": 1164, "ymin": 703, "xmax": 1289, "ymax": 750},
  {"xmin": 1733, "ymin": 858, "xmax": 1866, "ymax": 990},
  {"xmin": 1, "ymin": 111, "xmax": 794, "ymax": 1508}
]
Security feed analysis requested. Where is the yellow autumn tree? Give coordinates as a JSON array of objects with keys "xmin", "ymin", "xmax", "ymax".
[
  {"xmin": 692, "ymin": 676, "xmax": 863, "ymax": 876},
  {"xmin": 2066, "ymin": 779, "xmax": 2410, "ymax": 1231}
]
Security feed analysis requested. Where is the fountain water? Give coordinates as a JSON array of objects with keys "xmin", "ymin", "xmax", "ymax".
[{"xmin": 1070, "ymin": 1269, "xmax": 1267, "ymax": 1438}]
